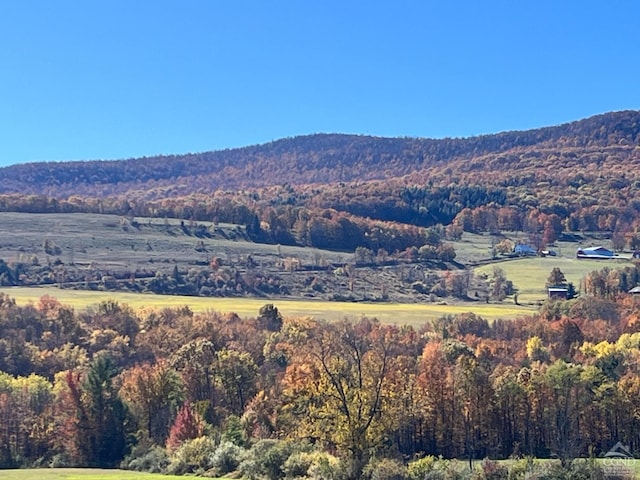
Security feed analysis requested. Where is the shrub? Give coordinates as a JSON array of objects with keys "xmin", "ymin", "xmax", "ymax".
[
  {"xmin": 283, "ymin": 450, "xmax": 342, "ymax": 480},
  {"xmin": 476, "ymin": 459, "xmax": 508, "ymax": 480},
  {"xmin": 283, "ymin": 451, "xmax": 315, "ymax": 478},
  {"xmin": 424, "ymin": 458, "xmax": 466, "ymax": 480},
  {"xmin": 166, "ymin": 436, "xmax": 216, "ymax": 475},
  {"xmin": 504, "ymin": 457, "xmax": 534, "ymax": 479},
  {"xmin": 49, "ymin": 453, "xmax": 74, "ymax": 468},
  {"xmin": 306, "ymin": 452, "xmax": 343, "ymax": 480},
  {"xmin": 210, "ymin": 440, "xmax": 246, "ymax": 476},
  {"xmin": 238, "ymin": 439, "xmax": 310, "ymax": 480},
  {"xmin": 408, "ymin": 455, "xmax": 437, "ymax": 480},
  {"xmin": 121, "ymin": 445, "xmax": 170, "ymax": 473},
  {"xmin": 364, "ymin": 457, "xmax": 409, "ymax": 480}
]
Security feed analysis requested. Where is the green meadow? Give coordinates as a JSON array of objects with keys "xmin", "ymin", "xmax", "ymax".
[
  {"xmin": 474, "ymin": 256, "xmax": 632, "ymax": 304},
  {"xmin": 0, "ymin": 470, "xmax": 192, "ymax": 480},
  {"xmin": 1, "ymin": 460, "xmax": 638, "ymax": 479},
  {"xmin": 0, "ymin": 286, "xmax": 536, "ymax": 327}
]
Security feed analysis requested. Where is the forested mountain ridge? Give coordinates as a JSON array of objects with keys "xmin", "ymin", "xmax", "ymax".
[
  {"xmin": 1, "ymin": 110, "xmax": 639, "ymax": 197},
  {"xmin": 0, "ymin": 110, "xmax": 639, "ymax": 257}
]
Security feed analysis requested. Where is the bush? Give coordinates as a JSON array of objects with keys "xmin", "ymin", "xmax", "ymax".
[
  {"xmin": 423, "ymin": 459, "xmax": 466, "ymax": 480},
  {"xmin": 306, "ymin": 452, "xmax": 343, "ymax": 480},
  {"xmin": 121, "ymin": 445, "xmax": 170, "ymax": 473},
  {"xmin": 502, "ymin": 457, "xmax": 535, "ymax": 479},
  {"xmin": 283, "ymin": 451, "xmax": 315, "ymax": 478},
  {"xmin": 476, "ymin": 459, "xmax": 508, "ymax": 480},
  {"xmin": 408, "ymin": 455, "xmax": 437, "ymax": 480},
  {"xmin": 364, "ymin": 457, "xmax": 409, "ymax": 480},
  {"xmin": 564, "ymin": 459, "xmax": 605, "ymax": 480},
  {"xmin": 210, "ymin": 441, "xmax": 246, "ymax": 476},
  {"xmin": 49, "ymin": 453, "xmax": 74, "ymax": 468},
  {"xmin": 238, "ymin": 439, "xmax": 294, "ymax": 480},
  {"xmin": 166, "ymin": 436, "xmax": 216, "ymax": 475},
  {"xmin": 283, "ymin": 450, "xmax": 342, "ymax": 480},
  {"xmin": 501, "ymin": 459, "xmax": 604, "ymax": 480}
]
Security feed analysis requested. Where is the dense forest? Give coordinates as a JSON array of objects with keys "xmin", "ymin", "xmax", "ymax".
[
  {"xmin": 1, "ymin": 267, "xmax": 640, "ymax": 478},
  {"xmin": 1, "ymin": 110, "xmax": 639, "ymax": 196}
]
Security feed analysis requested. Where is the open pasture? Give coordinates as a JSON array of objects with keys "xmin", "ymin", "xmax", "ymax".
[
  {"xmin": 474, "ymin": 256, "xmax": 633, "ymax": 303},
  {"xmin": 0, "ymin": 286, "xmax": 536, "ymax": 326}
]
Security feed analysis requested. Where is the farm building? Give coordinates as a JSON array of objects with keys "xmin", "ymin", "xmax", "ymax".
[
  {"xmin": 576, "ymin": 246, "xmax": 614, "ymax": 259},
  {"xmin": 548, "ymin": 287, "xmax": 569, "ymax": 300},
  {"xmin": 514, "ymin": 244, "xmax": 537, "ymax": 256}
]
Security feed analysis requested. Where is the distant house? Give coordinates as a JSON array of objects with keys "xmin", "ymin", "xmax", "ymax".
[
  {"xmin": 514, "ymin": 244, "xmax": 537, "ymax": 256},
  {"xmin": 576, "ymin": 246, "xmax": 615, "ymax": 259},
  {"xmin": 629, "ymin": 286, "xmax": 640, "ymax": 295},
  {"xmin": 548, "ymin": 287, "xmax": 569, "ymax": 300}
]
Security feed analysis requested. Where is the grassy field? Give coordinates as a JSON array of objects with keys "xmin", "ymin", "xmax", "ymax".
[
  {"xmin": 0, "ymin": 211, "xmax": 351, "ymax": 271},
  {"xmin": 474, "ymin": 255, "xmax": 632, "ymax": 304},
  {"xmin": 0, "ymin": 286, "xmax": 537, "ymax": 326},
  {"xmin": 1, "ymin": 461, "xmax": 638, "ymax": 479},
  {"xmin": 0, "ymin": 213, "xmax": 632, "ymax": 324},
  {"xmin": 0, "ymin": 470, "xmax": 193, "ymax": 480}
]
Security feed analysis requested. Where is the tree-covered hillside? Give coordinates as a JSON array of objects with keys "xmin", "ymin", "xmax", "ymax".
[
  {"xmin": 0, "ymin": 110, "xmax": 639, "ymax": 258},
  {"xmin": 1, "ymin": 110, "xmax": 638, "ymax": 197}
]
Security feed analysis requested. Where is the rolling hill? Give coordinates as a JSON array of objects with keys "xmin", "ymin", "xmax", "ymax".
[
  {"xmin": 0, "ymin": 110, "xmax": 638, "ymax": 198},
  {"xmin": 0, "ymin": 110, "xmax": 638, "ymax": 263}
]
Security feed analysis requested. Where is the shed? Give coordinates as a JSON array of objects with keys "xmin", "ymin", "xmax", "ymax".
[
  {"xmin": 548, "ymin": 287, "xmax": 569, "ymax": 300},
  {"xmin": 576, "ymin": 246, "xmax": 614, "ymax": 259},
  {"xmin": 514, "ymin": 244, "xmax": 537, "ymax": 256}
]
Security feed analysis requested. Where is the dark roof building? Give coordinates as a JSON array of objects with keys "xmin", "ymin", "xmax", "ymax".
[
  {"xmin": 576, "ymin": 246, "xmax": 615, "ymax": 259},
  {"xmin": 514, "ymin": 244, "xmax": 537, "ymax": 256},
  {"xmin": 548, "ymin": 287, "xmax": 569, "ymax": 300}
]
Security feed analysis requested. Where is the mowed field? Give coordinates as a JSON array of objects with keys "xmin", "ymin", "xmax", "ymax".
[
  {"xmin": 474, "ymin": 255, "xmax": 633, "ymax": 304},
  {"xmin": 0, "ymin": 285, "xmax": 536, "ymax": 327},
  {"xmin": 1, "ymin": 461, "xmax": 639, "ymax": 479},
  {"xmin": 0, "ymin": 469, "xmax": 194, "ymax": 480}
]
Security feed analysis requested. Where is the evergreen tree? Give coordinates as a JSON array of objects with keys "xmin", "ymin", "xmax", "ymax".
[{"xmin": 83, "ymin": 356, "xmax": 129, "ymax": 466}]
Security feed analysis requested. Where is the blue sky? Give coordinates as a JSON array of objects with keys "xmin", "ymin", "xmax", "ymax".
[{"xmin": 1, "ymin": 1, "xmax": 639, "ymax": 166}]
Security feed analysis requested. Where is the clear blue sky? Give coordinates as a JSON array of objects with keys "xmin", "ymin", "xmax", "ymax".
[{"xmin": 1, "ymin": 1, "xmax": 639, "ymax": 166}]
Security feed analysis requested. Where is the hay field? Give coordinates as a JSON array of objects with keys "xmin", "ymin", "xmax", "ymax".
[
  {"xmin": 474, "ymin": 256, "xmax": 632, "ymax": 303},
  {"xmin": 0, "ymin": 286, "xmax": 536, "ymax": 326}
]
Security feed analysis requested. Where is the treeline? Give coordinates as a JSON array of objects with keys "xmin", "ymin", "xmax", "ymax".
[
  {"xmin": 0, "ymin": 192, "xmax": 458, "ymax": 258},
  {"xmin": 1, "ymin": 287, "xmax": 640, "ymax": 477}
]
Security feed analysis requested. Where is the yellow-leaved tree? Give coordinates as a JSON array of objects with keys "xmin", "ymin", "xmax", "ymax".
[{"xmin": 280, "ymin": 318, "xmax": 398, "ymax": 480}]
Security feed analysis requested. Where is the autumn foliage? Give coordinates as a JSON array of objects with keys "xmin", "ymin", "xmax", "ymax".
[
  {"xmin": 0, "ymin": 283, "xmax": 639, "ymax": 473},
  {"xmin": 0, "ymin": 111, "xmax": 640, "ymax": 258}
]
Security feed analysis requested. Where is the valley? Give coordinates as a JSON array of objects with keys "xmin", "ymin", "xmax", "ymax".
[
  {"xmin": 0, "ymin": 211, "xmax": 629, "ymax": 318},
  {"xmin": 1, "ymin": 112, "xmax": 640, "ymax": 477}
]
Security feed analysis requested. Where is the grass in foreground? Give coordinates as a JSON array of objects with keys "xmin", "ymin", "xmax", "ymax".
[
  {"xmin": 0, "ymin": 469, "xmax": 194, "ymax": 480},
  {"xmin": 0, "ymin": 286, "xmax": 536, "ymax": 326}
]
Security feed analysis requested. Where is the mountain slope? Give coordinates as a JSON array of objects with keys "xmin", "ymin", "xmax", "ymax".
[{"xmin": 1, "ymin": 110, "xmax": 639, "ymax": 198}]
